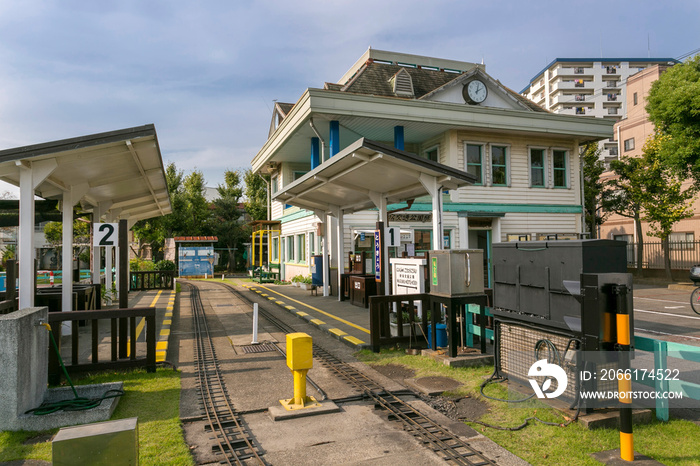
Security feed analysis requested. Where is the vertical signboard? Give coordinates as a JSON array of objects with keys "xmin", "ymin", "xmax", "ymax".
[{"xmin": 374, "ymin": 230, "xmax": 381, "ymax": 281}]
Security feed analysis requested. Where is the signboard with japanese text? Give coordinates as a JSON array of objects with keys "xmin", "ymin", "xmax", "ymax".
[{"xmin": 374, "ymin": 230, "xmax": 381, "ymax": 280}]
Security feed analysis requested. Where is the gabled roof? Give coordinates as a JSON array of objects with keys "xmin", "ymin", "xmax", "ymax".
[
  {"xmin": 268, "ymin": 102, "xmax": 296, "ymax": 137},
  {"xmin": 340, "ymin": 60, "xmax": 464, "ymax": 99}
]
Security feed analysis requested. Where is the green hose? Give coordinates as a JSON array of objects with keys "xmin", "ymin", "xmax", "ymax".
[{"xmin": 25, "ymin": 323, "xmax": 124, "ymax": 416}]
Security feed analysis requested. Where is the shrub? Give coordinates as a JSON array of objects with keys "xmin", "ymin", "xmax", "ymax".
[{"xmin": 155, "ymin": 259, "xmax": 176, "ymax": 271}]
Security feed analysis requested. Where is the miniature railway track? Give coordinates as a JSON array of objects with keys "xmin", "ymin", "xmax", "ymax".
[
  {"xmin": 189, "ymin": 284, "xmax": 266, "ymax": 465},
  {"xmin": 217, "ymin": 281, "xmax": 495, "ymax": 466}
]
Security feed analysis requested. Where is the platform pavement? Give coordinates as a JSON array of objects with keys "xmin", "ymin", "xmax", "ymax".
[{"xmin": 238, "ymin": 280, "xmax": 376, "ymax": 350}]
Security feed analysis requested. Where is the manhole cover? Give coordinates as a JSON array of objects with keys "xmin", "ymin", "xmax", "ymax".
[{"xmin": 240, "ymin": 343, "xmax": 278, "ymax": 354}]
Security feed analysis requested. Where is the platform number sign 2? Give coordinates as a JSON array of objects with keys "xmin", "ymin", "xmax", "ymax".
[{"xmin": 93, "ymin": 223, "xmax": 119, "ymax": 247}]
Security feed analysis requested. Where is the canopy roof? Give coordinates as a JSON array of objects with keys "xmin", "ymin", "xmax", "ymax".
[
  {"xmin": 0, "ymin": 124, "xmax": 171, "ymax": 222},
  {"xmin": 273, "ymin": 138, "xmax": 476, "ymax": 213}
]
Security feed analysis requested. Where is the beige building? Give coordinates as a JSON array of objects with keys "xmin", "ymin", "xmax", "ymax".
[{"xmin": 599, "ymin": 64, "xmax": 700, "ymax": 268}]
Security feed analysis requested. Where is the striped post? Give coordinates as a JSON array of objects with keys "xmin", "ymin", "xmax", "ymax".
[{"xmin": 614, "ymin": 284, "xmax": 633, "ymax": 462}]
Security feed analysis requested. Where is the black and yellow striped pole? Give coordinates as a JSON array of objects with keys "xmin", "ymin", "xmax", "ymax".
[{"xmin": 614, "ymin": 284, "xmax": 633, "ymax": 462}]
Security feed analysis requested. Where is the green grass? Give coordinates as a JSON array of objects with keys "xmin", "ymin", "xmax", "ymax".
[
  {"xmin": 356, "ymin": 349, "xmax": 700, "ymax": 466},
  {"xmin": 0, "ymin": 368, "xmax": 193, "ymax": 466}
]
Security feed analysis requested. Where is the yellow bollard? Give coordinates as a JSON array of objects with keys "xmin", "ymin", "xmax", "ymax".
[{"xmin": 280, "ymin": 333, "xmax": 321, "ymax": 410}]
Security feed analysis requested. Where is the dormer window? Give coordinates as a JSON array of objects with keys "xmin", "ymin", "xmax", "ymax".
[{"xmin": 389, "ymin": 68, "xmax": 414, "ymax": 98}]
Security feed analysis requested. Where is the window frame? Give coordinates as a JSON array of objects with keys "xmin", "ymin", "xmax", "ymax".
[
  {"xmin": 551, "ymin": 149, "xmax": 569, "ymax": 189},
  {"xmin": 271, "ymin": 237, "xmax": 279, "ymax": 263},
  {"xmin": 670, "ymin": 232, "xmax": 694, "ymax": 250},
  {"xmin": 464, "ymin": 142, "xmax": 484, "ymax": 185},
  {"xmin": 528, "ymin": 147, "xmax": 547, "ymax": 188},
  {"xmin": 490, "ymin": 144, "xmax": 509, "ymax": 187},
  {"xmin": 286, "ymin": 236, "xmax": 295, "ymax": 263},
  {"xmin": 424, "ymin": 145, "xmax": 439, "ymax": 163},
  {"xmin": 271, "ymin": 175, "xmax": 278, "ymax": 194},
  {"xmin": 624, "ymin": 138, "xmax": 635, "ymax": 152}
]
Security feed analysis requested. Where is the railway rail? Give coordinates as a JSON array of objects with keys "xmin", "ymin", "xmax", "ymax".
[
  {"xmin": 216, "ymin": 281, "xmax": 496, "ymax": 466},
  {"xmin": 189, "ymin": 284, "xmax": 266, "ymax": 465}
]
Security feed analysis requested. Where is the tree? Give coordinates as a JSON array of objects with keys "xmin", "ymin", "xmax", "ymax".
[
  {"xmin": 43, "ymin": 218, "xmax": 91, "ymax": 268},
  {"xmin": 244, "ymin": 169, "xmax": 268, "ymax": 221},
  {"xmin": 646, "ymin": 55, "xmax": 700, "ymax": 183},
  {"xmin": 210, "ymin": 170, "xmax": 247, "ymax": 271},
  {"xmin": 603, "ymin": 155, "xmax": 648, "ymax": 276},
  {"xmin": 582, "ymin": 143, "xmax": 609, "ymax": 238},
  {"xmin": 638, "ymin": 133, "xmax": 697, "ymax": 280}
]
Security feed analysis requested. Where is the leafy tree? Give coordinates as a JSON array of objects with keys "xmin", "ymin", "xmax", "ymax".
[
  {"xmin": 582, "ymin": 143, "xmax": 609, "ymax": 238},
  {"xmin": 603, "ymin": 155, "xmax": 648, "ymax": 276},
  {"xmin": 211, "ymin": 170, "xmax": 247, "ymax": 271},
  {"xmin": 646, "ymin": 55, "xmax": 700, "ymax": 183},
  {"xmin": 638, "ymin": 134, "xmax": 697, "ymax": 280},
  {"xmin": 43, "ymin": 218, "xmax": 91, "ymax": 269},
  {"xmin": 244, "ymin": 169, "xmax": 268, "ymax": 221},
  {"xmin": 182, "ymin": 169, "xmax": 210, "ymax": 235}
]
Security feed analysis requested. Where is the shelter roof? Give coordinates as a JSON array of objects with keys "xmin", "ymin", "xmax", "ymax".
[
  {"xmin": 0, "ymin": 124, "xmax": 171, "ymax": 223},
  {"xmin": 174, "ymin": 236, "xmax": 218, "ymax": 243},
  {"xmin": 273, "ymin": 138, "xmax": 475, "ymax": 213}
]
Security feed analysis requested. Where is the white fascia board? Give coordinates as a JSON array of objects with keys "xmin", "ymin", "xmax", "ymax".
[
  {"xmin": 251, "ymin": 89, "xmax": 615, "ymax": 172},
  {"xmin": 251, "ymin": 90, "xmax": 312, "ymax": 173}
]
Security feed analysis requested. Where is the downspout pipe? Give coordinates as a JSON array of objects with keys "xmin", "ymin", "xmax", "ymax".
[{"xmin": 309, "ymin": 120, "xmax": 326, "ymax": 163}]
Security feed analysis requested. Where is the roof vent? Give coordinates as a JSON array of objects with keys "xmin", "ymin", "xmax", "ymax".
[{"xmin": 389, "ymin": 68, "xmax": 414, "ymax": 98}]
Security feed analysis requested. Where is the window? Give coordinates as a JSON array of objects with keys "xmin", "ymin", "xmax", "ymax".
[
  {"xmin": 465, "ymin": 144, "xmax": 483, "ymax": 184},
  {"xmin": 271, "ymin": 176, "xmax": 278, "ymax": 194},
  {"xmin": 614, "ymin": 234, "xmax": 633, "ymax": 243},
  {"xmin": 271, "ymin": 238, "xmax": 279, "ymax": 262},
  {"xmin": 670, "ymin": 232, "xmax": 694, "ymax": 250},
  {"xmin": 425, "ymin": 146, "xmax": 438, "ymax": 162},
  {"xmin": 575, "ymin": 107, "xmax": 585, "ymax": 115},
  {"xmin": 624, "ymin": 138, "xmax": 635, "ymax": 151},
  {"xmin": 286, "ymin": 236, "xmax": 294, "ymax": 262},
  {"xmin": 309, "ymin": 232, "xmax": 315, "ymax": 255},
  {"xmin": 529, "ymin": 148, "xmax": 546, "ymax": 187},
  {"xmin": 293, "ymin": 171, "xmax": 307, "ymax": 181},
  {"xmin": 296, "ymin": 234, "xmax": 306, "ymax": 262},
  {"xmin": 633, "ymin": 92, "xmax": 638, "ymax": 106},
  {"xmin": 552, "ymin": 150, "xmax": 568, "ymax": 188},
  {"xmin": 491, "ymin": 145, "xmax": 508, "ymax": 186}
]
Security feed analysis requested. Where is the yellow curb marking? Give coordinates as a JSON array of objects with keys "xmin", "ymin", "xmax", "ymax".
[
  {"xmin": 329, "ymin": 328, "xmax": 348, "ymax": 337},
  {"xmin": 296, "ymin": 311, "xmax": 309, "ymax": 317},
  {"xmin": 160, "ymin": 328, "xmax": 170, "ymax": 336},
  {"xmin": 343, "ymin": 336, "xmax": 366, "ymax": 345},
  {"xmin": 310, "ymin": 318, "xmax": 325, "ymax": 326},
  {"xmin": 254, "ymin": 284, "xmax": 370, "ymax": 334}
]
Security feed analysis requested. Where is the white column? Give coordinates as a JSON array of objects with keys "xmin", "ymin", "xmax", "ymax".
[
  {"xmin": 323, "ymin": 215, "xmax": 331, "ymax": 297},
  {"xmin": 369, "ymin": 191, "xmax": 389, "ymax": 296},
  {"xmin": 62, "ymin": 190, "xmax": 74, "ymax": 326},
  {"xmin": 418, "ymin": 174, "xmax": 443, "ymax": 250},
  {"xmin": 104, "ymin": 213, "xmax": 114, "ymax": 305},
  {"xmin": 459, "ymin": 215, "xmax": 469, "ymax": 249},
  {"xmin": 91, "ymin": 204, "xmax": 103, "ymax": 285},
  {"xmin": 335, "ymin": 209, "xmax": 344, "ymax": 301},
  {"xmin": 18, "ymin": 166, "xmax": 35, "ymax": 309},
  {"xmin": 492, "ymin": 218, "xmax": 502, "ymax": 244}
]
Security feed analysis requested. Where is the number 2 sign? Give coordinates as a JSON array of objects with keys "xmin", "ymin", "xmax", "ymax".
[{"xmin": 93, "ymin": 223, "xmax": 119, "ymax": 247}]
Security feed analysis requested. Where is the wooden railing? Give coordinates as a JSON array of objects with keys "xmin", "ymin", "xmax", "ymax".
[
  {"xmin": 130, "ymin": 270, "xmax": 175, "ymax": 291},
  {"xmin": 47, "ymin": 307, "xmax": 156, "ymax": 384}
]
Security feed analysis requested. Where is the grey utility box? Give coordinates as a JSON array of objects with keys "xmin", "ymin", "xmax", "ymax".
[
  {"xmin": 429, "ymin": 249, "xmax": 484, "ymax": 297},
  {"xmin": 492, "ymin": 239, "xmax": 627, "ymax": 332}
]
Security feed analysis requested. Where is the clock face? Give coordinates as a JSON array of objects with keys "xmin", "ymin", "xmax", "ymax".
[{"xmin": 465, "ymin": 79, "xmax": 487, "ymax": 104}]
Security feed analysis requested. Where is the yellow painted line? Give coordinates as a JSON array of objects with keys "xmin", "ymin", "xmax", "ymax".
[
  {"xmin": 163, "ymin": 319, "xmax": 172, "ymax": 325},
  {"xmin": 260, "ymin": 293, "xmax": 269, "ymax": 297},
  {"xmin": 255, "ymin": 284, "xmax": 370, "ymax": 334},
  {"xmin": 310, "ymin": 318, "xmax": 325, "ymax": 326},
  {"xmin": 276, "ymin": 301, "xmax": 285, "ymax": 305},
  {"xmin": 160, "ymin": 328, "xmax": 170, "ymax": 336},
  {"xmin": 329, "ymin": 328, "xmax": 348, "ymax": 337},
  {"xmin": 296, "ymin": 311, "xmax": 309, "ymax": 317},
  {"xmin": 285, "ymin": 306, "xmax": 296, "ymax": 310},
  {"xmin": 343, "ymin": 335, "xmax": 366, "ymax": 345},
  {"xmin": 156, "ymin": 341, "xmax": 168, "ymax": 350},
  {"xmin": 267, "ymin": 297, "xmax": 275, "ymax": 300},
  {"xmin": 127, "ymin": 290, "xmax": 163, "ymax": 356},
  {"xmin": 156, "ymin": 352, "xmax": 166, "ymax": 362}
]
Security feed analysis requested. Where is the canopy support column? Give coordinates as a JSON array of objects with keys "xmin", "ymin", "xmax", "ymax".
[{"xmin": 419, "ymin": 174, "xmax": 443, "ymax": 250}]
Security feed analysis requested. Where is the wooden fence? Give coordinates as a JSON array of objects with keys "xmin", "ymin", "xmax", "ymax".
[
  {"xmin": 130, "ymin": 270, "xmax": 175, "ymax": 291},
  {"xmin": 47, "ymin": 307, "xmax": 156, "ymax": 384}
]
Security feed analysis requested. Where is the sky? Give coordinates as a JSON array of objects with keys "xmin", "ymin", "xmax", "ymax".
[{"xmin": 0, "ymin": 0, "xmax": 698, "ymax": 194}]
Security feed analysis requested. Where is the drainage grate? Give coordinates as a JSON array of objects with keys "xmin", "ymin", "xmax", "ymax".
[{"xmin": 240, "ymin": 343, "xmax": 278, "ymax": 354}]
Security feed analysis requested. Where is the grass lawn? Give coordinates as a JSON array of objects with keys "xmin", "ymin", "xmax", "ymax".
[
  {"xmin": 357, "ymin": 349, "xmax": 700, "ymax": 466},
  {"xmin": 0, "ymin": 368, "xmax": 193, "ymax": 465}
]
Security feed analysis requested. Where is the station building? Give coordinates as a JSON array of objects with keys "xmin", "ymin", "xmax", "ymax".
[{"xmin": 250, "ymin": 49, "xmax": 614, "ymax": 290}]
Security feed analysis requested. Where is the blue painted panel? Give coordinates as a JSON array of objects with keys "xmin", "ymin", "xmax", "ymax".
[{"xmin": 179, "ymin": 246, "xmax": 215, "ymax": 277}]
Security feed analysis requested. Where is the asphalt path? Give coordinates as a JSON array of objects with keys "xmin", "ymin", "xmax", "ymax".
[{"xmin": 632, "ymin": 284, "xmax": 700, "ymax": 346}]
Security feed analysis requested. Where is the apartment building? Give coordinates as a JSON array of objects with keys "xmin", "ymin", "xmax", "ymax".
[{"xmin": 521, "ymin": 58, "xmax": 678, "ymax": 161}]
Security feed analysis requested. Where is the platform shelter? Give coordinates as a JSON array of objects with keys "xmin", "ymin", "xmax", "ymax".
[{"xmin": 0, "ymin": 124, "xmax": 172, "ymax": 312}]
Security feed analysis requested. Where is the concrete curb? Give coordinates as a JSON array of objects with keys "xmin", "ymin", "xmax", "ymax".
[{"xmin": 241, "ymin": 283, "xmax": 371, "ymax": 350}]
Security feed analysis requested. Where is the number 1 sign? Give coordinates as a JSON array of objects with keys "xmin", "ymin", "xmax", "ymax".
[{"xmin": 93, "ymin": 223, "xmax": 119, "ymax": 247}]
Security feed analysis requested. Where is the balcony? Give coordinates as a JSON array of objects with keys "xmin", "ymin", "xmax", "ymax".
[
  {"xmin": 603, "ymin": 81, "xmax": 619, "ymax": 89},
  {"xmin": 551, "ymin": 94, "xmax": 588, "ymax": 106},
  {"xmin": 550, "ymin": 80, "xmax": 592, "ymax": 93},
  {"xmin": 549, "ymin": 66, "xmax": 594, "ymax": 80},
  {"xmin": 607, "ymin": 94, "xmax": 618, "ymax": 102},
  {"xmin": 605, "ymin": 66, "xmax": 618, "ymax": 75}
]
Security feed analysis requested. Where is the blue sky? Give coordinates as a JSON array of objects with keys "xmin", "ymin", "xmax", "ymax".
[{"xmin": 0, "ymin": 0, "xmax": 697, "ymax": 193}]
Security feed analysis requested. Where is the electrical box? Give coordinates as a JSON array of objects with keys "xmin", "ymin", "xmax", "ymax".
[
  {"xmin": 429, "ymin": 249, "xmax": 484, "ymax": 297},
  {"xmin": 53, "ymin": 418, "xmax": 138, "ymax": 466}
]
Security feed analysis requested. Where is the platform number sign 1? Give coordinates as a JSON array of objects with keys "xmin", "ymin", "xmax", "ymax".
[
  {"xmin": 93, "ymin": 223, "xmax": 119, "ymax": 247},
  {"xmin": 385, "ymin": 227, "xmax": 400, "ymax": 247}
]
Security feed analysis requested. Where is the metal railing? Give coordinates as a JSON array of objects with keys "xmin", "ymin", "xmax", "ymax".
[
  {"xmin": 623, "ymin": 240, "xmax": 700, "ymax": 269},
  {"xmin": 47, "ymin": 307, "xmax": 156, "ymax": 384},
  {"xmin": 130, "ymin": 270, "xmax": 175, "ymax": 291}
]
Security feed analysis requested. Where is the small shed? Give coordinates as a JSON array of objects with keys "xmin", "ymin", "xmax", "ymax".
[{"xmin": 174, "ymin": 236, "xmax": 218, "ymax": 277}]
